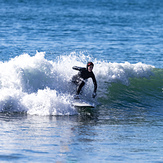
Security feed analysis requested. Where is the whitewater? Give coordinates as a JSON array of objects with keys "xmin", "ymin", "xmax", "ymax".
[{"xmin": 0, "ymin": 51, "xmax": 159, "ymax": 116}]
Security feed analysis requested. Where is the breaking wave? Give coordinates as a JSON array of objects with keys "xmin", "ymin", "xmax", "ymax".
[{"xmin": 0, "ymin": 52, "xmax": 162, "ymax": 115}]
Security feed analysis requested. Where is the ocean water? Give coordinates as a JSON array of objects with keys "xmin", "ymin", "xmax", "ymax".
[{"xmin": 0, "ymin": 0, "xmax": 163, "ymax": 162}]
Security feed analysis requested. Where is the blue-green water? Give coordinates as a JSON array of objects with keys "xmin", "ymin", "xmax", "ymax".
[{"xmin": 0, "ymin": 0, "xmax": 163, "ymax": 162}]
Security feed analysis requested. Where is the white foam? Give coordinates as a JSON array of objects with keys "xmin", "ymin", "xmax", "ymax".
[
  {"xmin": 0, "ymin": 52, "xmax": 154, "ymax": 115},
  {"xmin": 21, "ymin": 88, "xmax": 77, "ymax": 116}
]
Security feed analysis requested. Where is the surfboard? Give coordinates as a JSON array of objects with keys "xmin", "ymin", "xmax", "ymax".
[{"xmin": 72, "ymin": 99, "xmax": 95, "ymax": 108}]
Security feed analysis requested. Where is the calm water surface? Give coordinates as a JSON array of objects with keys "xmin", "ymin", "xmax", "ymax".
[{"xmin": 0, "ymin": 112, "xmax": 163, "ymax": 162}]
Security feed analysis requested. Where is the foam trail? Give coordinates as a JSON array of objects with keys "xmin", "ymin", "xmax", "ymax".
[{"xmin": 0, "ymin": 51, "xmax": 155, "ymax": 115}]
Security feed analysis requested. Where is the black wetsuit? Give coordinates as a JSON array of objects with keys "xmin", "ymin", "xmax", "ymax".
[{"xmin": 72, "ymin": 66, "xmax": 97, "ymax": 95}]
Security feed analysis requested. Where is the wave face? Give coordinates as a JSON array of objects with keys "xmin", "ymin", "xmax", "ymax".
[
  {"xmin": 0, "ymin": 52, "xmax": 162, "ymax": 115},
  {"xmin": 103, "ymin": 70, "xmax": 163, "ymax": 109}
]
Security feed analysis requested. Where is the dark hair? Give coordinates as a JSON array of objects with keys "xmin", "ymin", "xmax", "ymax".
[{"xmin": 86, "ymin": 62, "xmax": 94, "ymax": 69}]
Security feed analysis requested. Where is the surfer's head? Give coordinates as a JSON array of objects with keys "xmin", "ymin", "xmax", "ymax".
[{"xmin": 87, "ymin": 62, "xmax": 94, "ymax": 72}]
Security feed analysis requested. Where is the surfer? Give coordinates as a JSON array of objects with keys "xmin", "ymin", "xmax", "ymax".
[{"xmin": 72, "ymin": 62, "xmax": 97, "ymax": 99}]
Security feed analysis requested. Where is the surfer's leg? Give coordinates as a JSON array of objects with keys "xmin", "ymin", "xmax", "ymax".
[{"xmin": 76, "ymin": 81, "xmax": 85, "ymax": 95}]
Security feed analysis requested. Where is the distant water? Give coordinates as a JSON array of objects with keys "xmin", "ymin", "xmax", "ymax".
[{"xmin": 0, "ymin": 0, "xmax": 163, "ymax": 162}]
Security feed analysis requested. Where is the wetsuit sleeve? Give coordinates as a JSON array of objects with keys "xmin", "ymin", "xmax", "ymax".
[
  {"xmin": 92, "ymin": 73, "xmax": 97, "ymax": 93},
  {"xmin": 72, "ymin": 66, "xmax": 85, "ymax": 71}
]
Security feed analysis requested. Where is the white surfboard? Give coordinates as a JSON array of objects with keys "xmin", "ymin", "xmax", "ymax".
[{"xmin": 72, "ymin": 99, "xmax": 95, "ymax": 108}]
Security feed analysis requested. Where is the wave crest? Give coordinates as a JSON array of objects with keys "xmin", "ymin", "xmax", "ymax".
[{"xmin": 0, "ymin": 52, "xmax": 160, "ymax": 115}]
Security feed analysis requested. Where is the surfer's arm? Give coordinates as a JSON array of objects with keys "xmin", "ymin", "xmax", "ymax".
[
  {"xmin": 72, "ymin": 66, "xmax": 85, "ymax": 71},
  {"xmin": 92, "ymin": 73, "xmax": 97, "ymax": 93},
  {"xmin": 92, "ymin": 76, "xmax": 97, "ymax": 98}
]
